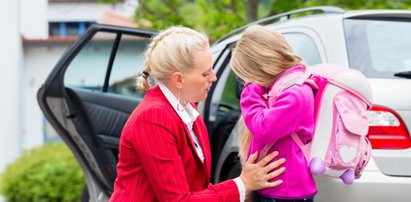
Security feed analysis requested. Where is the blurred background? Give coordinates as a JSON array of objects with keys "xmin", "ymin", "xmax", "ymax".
[
  {"xmin": 0, "ymin": 0, "xmax": 137, "ymax": 173},
  {"xmin": 1, "ymin": 0, "xmax": 411, "ymax": 201}
]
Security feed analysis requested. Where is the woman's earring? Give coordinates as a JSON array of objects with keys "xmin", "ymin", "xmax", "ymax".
[
  {"xmin": 177, "ymin": 89, "xmax": 185, "ymax": 112},
  {"xmin": 176, "ymin": 103, "xmax": 185, "ymax": 112}
]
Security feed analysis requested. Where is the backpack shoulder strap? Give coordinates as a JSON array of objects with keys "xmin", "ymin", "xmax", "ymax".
[
  {"xmin": 263, "ymin": 71, "xmax": 306, "ymax": 106},
  {"xmin": 258, "ymin": 133, "xmax": 311, "ymax": 162},
  {"xmin": 258, "ymin": 143, "xmax": 274, "ymax": 162},
  {"xmin": 291, "ymin": 133, "xmax": 311, "ymax": 161},
  {"xmin": 260, "ymin": 70, "xmax": 316, "ymax": 162}
]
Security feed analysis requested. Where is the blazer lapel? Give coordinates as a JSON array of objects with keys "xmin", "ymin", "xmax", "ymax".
[
  {"xmin": 182, "ymin": 122, "xmax": 206, "ymax": 165},
  {"xmin": 192, "ymin": 118, "xmax": 211, "ymax": 179}
]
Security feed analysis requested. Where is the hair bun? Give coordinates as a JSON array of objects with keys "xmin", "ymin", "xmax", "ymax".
[{"xmin": 142, "ymin": 71, "xmax": 150, "ymax": 79}]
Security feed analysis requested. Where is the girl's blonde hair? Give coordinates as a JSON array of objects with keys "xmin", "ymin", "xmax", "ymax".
[
  {"xmin": 136, "ymin": 26, "xmax": 209, "ymax": 91},
  {"xmin": 231, "ymin": 25, "xmax": 303, "ymax": 163}
]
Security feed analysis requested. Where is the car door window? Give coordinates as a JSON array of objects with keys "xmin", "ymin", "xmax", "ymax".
[
  {"xmin": 220, "ymin": 69, "xmax": 240, "ymax": 111},
  {"xmin": 64, "ymin": 32, "xmax": 115, "ymax": 91},
  {"xmin": 283, "ymin": 33, "xmax": 321, "ymax": 66},
  {"xmin": 210, "ymin": 56, "xmax": 240, "ymax": 126},
  {"xmin": 64, "ymin": 32, "xmax": 149, "ymax": 98},
  {"xmin": 210, "ymin": 46, "xmax": 241, "ymax": 112},
  {"xmin": 108, "ymin": 35, "xmax": 148, "ymax": 98}
]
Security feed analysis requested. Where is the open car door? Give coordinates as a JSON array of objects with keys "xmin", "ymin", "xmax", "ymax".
[{"xmin": 37, "ymin": 24, "xmax": 156, "ymax": 201}]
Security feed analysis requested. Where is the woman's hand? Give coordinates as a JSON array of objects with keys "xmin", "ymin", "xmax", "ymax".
[{"xmin": 239, "ymin": 151, "xmax": 286, "ymax": 192}]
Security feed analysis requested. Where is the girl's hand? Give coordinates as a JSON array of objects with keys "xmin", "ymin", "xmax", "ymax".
[
  {"xmin": 241, "ymin": 83, "xmax": 266, "ymax": 97},
  {"xmin": 239, "ymin": 151, "xmax": 286, "ymax": 192}
]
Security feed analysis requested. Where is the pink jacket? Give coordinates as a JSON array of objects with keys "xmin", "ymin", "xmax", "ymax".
[{"xmin": 240, "ymin": 65, "xmax": 317, "ymax": 199}]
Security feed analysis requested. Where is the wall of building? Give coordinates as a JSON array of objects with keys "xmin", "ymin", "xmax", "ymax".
[
  {"xmin": 49, "ymin": 2, "xmax": 109, "ymax": 22},
  {"xmin": 0, "ymin": 0, "xmax": 23, "ymax": 173},
  {"xmin": 21, "ymin": 43, "xmax": 70, "ymax": 149},
  {"xmin": 20, "ymin": 0, "xmax": 48, "ymax": 39}
]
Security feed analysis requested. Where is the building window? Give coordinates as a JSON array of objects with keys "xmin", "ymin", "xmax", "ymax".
[{"xmin": 49, "ymin": 21, "xmax": 94, "ymax": 37}]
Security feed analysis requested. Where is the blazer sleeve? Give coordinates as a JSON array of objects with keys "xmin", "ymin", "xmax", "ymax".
[
  {"xmin": 240, "ymin": 83, "xmax": 302, "ymax": 144},
  {"xmin": 132, "ymin": 106, "xmax": 240, "ymax": 202}
]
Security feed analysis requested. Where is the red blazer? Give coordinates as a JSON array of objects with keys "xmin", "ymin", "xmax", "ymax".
[{"xmin": 110, "ymin": 86, "xmax": 239, "ymax": 202}]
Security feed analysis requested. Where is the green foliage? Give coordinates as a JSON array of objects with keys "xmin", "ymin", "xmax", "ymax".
[
  {"xmin": 135, "ymin": 0, "xmax": 191, "ymax": 29},
  {"xmin": 102, "ymin": 0, "xmax": 411, "ymax": 41},
  {"xmin": 304, "ymin": 0, "xmax": 411, "ymax": 9},
  {"xmin": 98, "ymin": 0, "xmax": 123, "ymax": 3},
  {"xmin": 267, "ymin": 0, "xmax": 305, "ymax": 16},
  {"xmin": 196, "ymin": 0, "xmax": 248, "ymax": 41},
  {"xmin": 0, "ymin": 143, "xmax": 85, "ymax": 202},
  {"xmin": 132, "ymin": 0, "xmax": 248, "ymax": 41}
]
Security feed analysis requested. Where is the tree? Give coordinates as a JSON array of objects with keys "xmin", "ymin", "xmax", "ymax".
[
  {"xmin": 100, "ymin": 0, "xmax": 411, "ymax": 41},
  {"xmin": 133, "ymin": 0, "xmax": 250, "ymax": 41}
]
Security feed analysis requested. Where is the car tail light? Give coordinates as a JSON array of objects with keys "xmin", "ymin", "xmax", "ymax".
[{"xmin": 367, "ymin": 105, "xmax": 411, "ymax": 149}]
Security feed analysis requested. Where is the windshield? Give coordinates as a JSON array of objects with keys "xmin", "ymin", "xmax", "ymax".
[{"xmin": 344, "ymin": 19, "xmax": 411, "ymax": 78}]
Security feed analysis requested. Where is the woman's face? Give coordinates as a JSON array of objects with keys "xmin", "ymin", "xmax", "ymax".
[{"xmin": 181, "ymin": 46, "xmax": 217, "ymax": 103}]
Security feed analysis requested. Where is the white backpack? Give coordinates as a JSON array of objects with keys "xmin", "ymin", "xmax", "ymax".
[{"xmin": 260, "ymin": 63, "xmax": 373, "ymax": 184}]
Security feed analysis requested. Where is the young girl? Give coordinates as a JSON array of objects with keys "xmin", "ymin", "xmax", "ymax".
[{"xmin": 231, "ymin": 25, "xmax": 317, "ymax": 202}]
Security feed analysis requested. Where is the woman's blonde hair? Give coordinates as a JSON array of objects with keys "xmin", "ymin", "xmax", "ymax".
[
  {"xmin": 231, "ymin": 25, "xmax": 303, "ymax": 163},
  {"xmin": 136, "ymin": 26, "xmax": 209, "ymax": 91}
]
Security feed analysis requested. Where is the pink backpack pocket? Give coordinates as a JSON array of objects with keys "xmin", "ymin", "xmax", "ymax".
[
  {"xmin": 334, "ymin": 91, "xmax": 368, "ymax": 136},
  {"xmin": 326, "ymin": 91, "xmax": 370, "ymax": 172}
]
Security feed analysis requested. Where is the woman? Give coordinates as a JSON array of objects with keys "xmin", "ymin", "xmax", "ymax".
[{"xmin": 109, "ymin": 26, "xmax": 286, "ymax": 202}]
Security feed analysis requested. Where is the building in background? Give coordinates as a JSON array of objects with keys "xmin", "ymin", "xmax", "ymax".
[{"xmin": 0, "ymin": 0, "xmax": 137, "ymax": 173}]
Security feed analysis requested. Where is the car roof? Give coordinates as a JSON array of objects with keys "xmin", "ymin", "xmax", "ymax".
[
  {"xmin": 344, "ymin": 9, "xmax": 411, "ymax": 19},
  {"xmin": 212, "ymin": 6, "xmax": 411, "ymax": 48}
]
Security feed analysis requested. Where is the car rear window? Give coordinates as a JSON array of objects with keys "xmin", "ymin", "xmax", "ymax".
[{"xmin": 344, "ymin": 19, "xmax": 411, "ymax": 78}]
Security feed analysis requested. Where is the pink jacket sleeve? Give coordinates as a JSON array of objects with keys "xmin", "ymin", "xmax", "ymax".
[{"xmin": 240, "ymin": 83, "xmax": 302, "ymax": 145}]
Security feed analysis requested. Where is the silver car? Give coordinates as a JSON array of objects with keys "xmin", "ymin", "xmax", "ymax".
[
  {"xmin": 205, "ymin": 6, "xmax": 411, "ymax": 202},
  {"xmin": 38, "ymin": 6, "xmax": 411, "ymax": 202}
]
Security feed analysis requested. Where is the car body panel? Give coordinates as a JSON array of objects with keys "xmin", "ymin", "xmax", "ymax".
[
  {"xmin": 315, "ymin": 164, "xmax": 411, "ymax": 202},
  {"xmin": 208, "ymin": 7, "xmax": 411, "ymax": 202},
  {"xmin": 369, "ymin": 79, "xmax": 411, "ymax": 111},
  {"xmin": 344, "ymin": 9, "xmax": 411, "ymax": 19}
]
